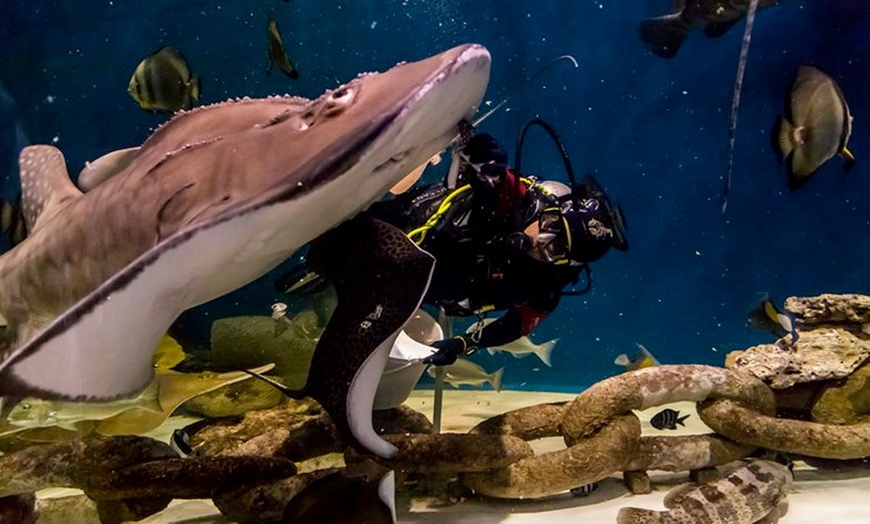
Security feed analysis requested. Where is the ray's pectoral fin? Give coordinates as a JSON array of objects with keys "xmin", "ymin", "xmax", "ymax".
[{"xmin": 303, "ymin": 215, "xmax": 434, "ymax": 459}]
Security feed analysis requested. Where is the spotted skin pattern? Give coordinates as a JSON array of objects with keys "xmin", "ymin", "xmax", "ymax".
[
  {"xmin": 304, "ymin": 216, "xmax": 434, "ymax": 453},
  {"xmin": 617, "ymin": 459, "xmax": 792, "ymax": 524}
]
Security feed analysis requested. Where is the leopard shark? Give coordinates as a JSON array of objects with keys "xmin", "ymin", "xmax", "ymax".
[{"xmin": 0, "ymin": 44, "xmax": 490, "ymax": 455}]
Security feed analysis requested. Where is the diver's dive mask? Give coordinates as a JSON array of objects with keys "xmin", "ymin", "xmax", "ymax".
[
  {"xmin": 505, "ymin": 206, "xmax": 575, "ymax": 266},
  {"xmin": 533, "ymin": 208, "xmax": 573, "ymax": 263}
]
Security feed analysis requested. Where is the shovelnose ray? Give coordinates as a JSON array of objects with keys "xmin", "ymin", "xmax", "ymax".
[{"xmin": 0, "ymin": 44, "xmax": 491, "ymax": 410}]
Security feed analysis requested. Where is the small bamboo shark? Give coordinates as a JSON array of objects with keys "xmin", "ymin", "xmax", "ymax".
[{"xmin": 0, "ymin": 44, "xmax": 490, "ymax": 456}]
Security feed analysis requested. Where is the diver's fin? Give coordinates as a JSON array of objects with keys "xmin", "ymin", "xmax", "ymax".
[
  {"xmin": 638, "ymin": 14, "xmax": 690, "ymax": 59},
  {"xmin": 704, "ymin": 19, "xmax": 741, "ymax": 38},
  {"xmin": 18, "ymin": 146, "xmax": 83, "ymax": 234},
  {"xmin": 78, "ymin": 147, "xmax": 140, "ymax": 191}
]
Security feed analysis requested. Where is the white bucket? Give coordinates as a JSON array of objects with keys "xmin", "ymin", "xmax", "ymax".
[{"xmin": 373, "ymin": 309, "xmax": 442, "ymax": 410}]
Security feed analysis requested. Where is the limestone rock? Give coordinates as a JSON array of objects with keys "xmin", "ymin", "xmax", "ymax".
[
  {"xmin": 812, "ymin": 360, "xmax": 870, "ymax": 425},
  {"xmin": 726, "ymin": 327, "xmax": 870, "ymax": 389},
  {"xmin": 35, "ymin": 494, "xmax": 100, "ymax": 524},
  {"xmin": 786, "ymin": 294, "xmax": 870, "ymax": 325},
  {"xmin": 188, "ymin": 402, "xmax": 341, "ymax": 461}
]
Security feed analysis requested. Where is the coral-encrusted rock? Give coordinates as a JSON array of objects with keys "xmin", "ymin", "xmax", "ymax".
[
  {"xmin": 726, "ymin": 328, "xmax": 870, "ymax": 389},
  {"xmin": 812, "ymin": 360, "xmax": 870, "ymax": 425},
  {"xmin": 188, "ymin": 402, "xmax": 339, "ymax": 461},
  {"xmin": 786, "ymin": 294, "xmax": 870, "ymax": 325}
]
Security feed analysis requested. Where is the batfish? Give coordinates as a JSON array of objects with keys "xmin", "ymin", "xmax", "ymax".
[
  {"xmin": 773, "ymin": 64, "xmax": 856, "ymax": 190},
  {"xmin": 639, "ymin": 0, "xmax": 784, "ymax": 59},
  {"xmin": 0, "ymin": 44, "xmax": 490, "ymax": 462}
]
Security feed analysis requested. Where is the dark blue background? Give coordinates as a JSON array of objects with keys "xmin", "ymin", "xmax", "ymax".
[{"xmin": 1, "ymin": 0, "xmax": 868, "ymax": 391}]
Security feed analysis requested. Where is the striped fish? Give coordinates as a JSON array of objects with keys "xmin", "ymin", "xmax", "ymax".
[
  {"xmin": 618, "ymin": 459, "xmax": 792, "ymax": 524},
  {"xmin": 127, "ymin": 46, "xmax": 201, "ymax": 113},
  {"xmin": 569, "ymin": 481, "xmax": 599, "ymax": 497},
  {"xmin": 650, "ymin": 408, "xmax": 690, "ymax": 431}
]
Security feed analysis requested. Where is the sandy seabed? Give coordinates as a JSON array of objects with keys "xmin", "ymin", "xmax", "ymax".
[{"xmin": 40, "ymin": 390, "xmax": 870, "ymax": 523}]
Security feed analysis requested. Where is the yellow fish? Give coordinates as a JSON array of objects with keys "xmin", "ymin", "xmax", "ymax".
[
  {"xmin": 128, "ymin": 46, "xmax": 201, "ymax": 113},
  {"xmin": 614, "ymin": 343, "xmax": 661, "ymax": 372}
]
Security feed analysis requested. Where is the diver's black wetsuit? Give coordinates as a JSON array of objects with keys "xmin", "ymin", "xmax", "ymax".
[{"xmin": 370, "ymin": 166, "xmax": 583, "ymax": 350}]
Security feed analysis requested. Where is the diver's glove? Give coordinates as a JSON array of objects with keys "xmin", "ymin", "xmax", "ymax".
[
  {"xmin": 461, "ymin": 133, "xmax": 509, "ymax": 185},
  {"xmin": 423, "ymin": 336, "xmax": 475, "ymax": 366}
]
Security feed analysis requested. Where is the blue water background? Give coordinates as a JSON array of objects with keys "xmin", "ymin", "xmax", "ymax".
[{"xmin": 1, "ymin": 0, "xmax": 868, "ymax": 392}]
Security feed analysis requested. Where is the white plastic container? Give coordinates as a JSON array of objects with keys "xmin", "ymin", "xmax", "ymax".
[{"xmin": 373, "ymin": 309, "xmax": 442, "ymax": 410}]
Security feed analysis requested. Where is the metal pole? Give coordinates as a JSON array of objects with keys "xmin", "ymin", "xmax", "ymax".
[{"xmin": 432, "ymin": 309, "xmax": 452, "ymax": 434}]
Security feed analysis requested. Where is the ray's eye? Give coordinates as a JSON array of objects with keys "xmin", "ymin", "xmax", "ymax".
[{"xmin": 322, "ymin": 86, "xmax": 355, "ymax": 116}]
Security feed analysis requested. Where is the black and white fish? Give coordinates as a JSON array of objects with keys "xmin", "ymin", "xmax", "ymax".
[
  {"xmin": 127, "ymin": 46, "xmax": 201, "ymax": 113},
  {"xmin": 170, "ymin": 428, "xmax": 193, "ymax": 458},
  {"xmin": 618, "ymin": 459, "xmax": 792, "ymax": 524},
  {"xmin": 569, "ymin": 481, "xmax": 599, "ymax": 497},
  {"xmin": 650, "ymin": 408, "xmax": 690, "ymax": 430}
]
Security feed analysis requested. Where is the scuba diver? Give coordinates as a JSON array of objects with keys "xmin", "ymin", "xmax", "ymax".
[{"xmin": 365, "ymin": 121, "xmax": 629, "ymax": 366}]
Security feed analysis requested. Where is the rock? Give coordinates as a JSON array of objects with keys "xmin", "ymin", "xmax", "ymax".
[
  {"xmin": 348, "ymin": 433, "xmax": 534, "ymax": 474},
  {"xmin": 93, "ymin": 497, "xmax": 171, "ymax": 524},
  {"xmin": 188, "ymin": 403, "xmax": 342, "ymax": 461},
  {"xmin": 623, "ymin": 470, "xmax": 650, "ymax": 494},
  {"xmin": 812, "ymin": 360, "xmax": 870, "ymax": 424},
  {"xmin": 0, "ymin": 436, "xmax": 176, "ymax": 497},
  {"xmin": 213, "ymin": 469, "xmax": 337, "ymax": 523},
  {"xmin": 372, "ymin": 405, "xmax": 433, "ymax": 435},
  {"xmin": 786, "ymin": 294, "xmax": 870, "ymax": 325},
  {"xmin": 181, "ymin": 376, "xmax": 285, "ymax": 418},
  {"xmin": 35, "ymin": 494, "xmax": 100, "ymax": 524},
  {"xmin": 210, "ymin": 315, "xmax": 320, "ymax": 386},
  {"xmin": 0, "ymin": 493, "xmax": 36, "ymax": 524},
  {"xmin": 726, "ymin": 327, "xmax": 870, "ymax": 389},
  {"xmin": 82, "ymin": 456, "xmax": 297, "ymax": 501}
]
